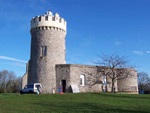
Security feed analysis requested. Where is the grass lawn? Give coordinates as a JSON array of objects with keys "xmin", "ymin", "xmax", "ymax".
[{"xmin": 0, "ymin": 93, "xmax": 150, "ymax": 113}]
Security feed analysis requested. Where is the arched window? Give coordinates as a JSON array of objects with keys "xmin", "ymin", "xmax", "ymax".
[{"xmin": 80, "ymin": 75, "xmax": 85, "ymax": 86}]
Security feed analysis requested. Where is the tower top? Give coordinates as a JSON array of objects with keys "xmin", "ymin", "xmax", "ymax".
[
  {"xmin": 31, "ymin": 10, "xmax": 67, "ymax": 31},
  {"xmin": 46, "ymin": 10, "xmax": 53, "ymax": 16}
]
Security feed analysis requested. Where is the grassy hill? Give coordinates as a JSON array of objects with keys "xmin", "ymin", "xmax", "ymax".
[{"xmin": 0, "ymin": 93, "xmax": 150, "ymax": 113}]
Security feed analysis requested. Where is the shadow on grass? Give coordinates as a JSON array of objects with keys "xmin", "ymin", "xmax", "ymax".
[
  {"xmin": 32, "ymin": 101, "xmax": 149, "ymax": 113},
  {"xmin": 92, "ymin": 93, "xmax": 150, "ymax": 100}
]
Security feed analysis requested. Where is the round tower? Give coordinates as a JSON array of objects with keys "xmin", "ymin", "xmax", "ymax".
[{"xmin": 28, "ymin": 10, "xmax": 67, "ymax": 93}]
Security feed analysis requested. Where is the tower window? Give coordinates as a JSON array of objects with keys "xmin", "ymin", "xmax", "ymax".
[
  {"xmin": 45, "ymin": 16, "xmax": 48, "ymax": 21},
  {"xmin": 41, "ymin": 46, "xmax": 47, "ymax": 56}
]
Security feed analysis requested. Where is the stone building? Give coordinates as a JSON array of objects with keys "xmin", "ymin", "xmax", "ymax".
[{"xmin": 22, "ymin": 10, "xmax": 138, "ymax": 94}]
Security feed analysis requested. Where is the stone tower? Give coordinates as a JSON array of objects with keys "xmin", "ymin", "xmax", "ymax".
[{"xmin": 28, "ymin": 10, "xmax": 67, "ymax": 93}]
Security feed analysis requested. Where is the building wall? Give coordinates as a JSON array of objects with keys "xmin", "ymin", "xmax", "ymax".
[
  {"xmin": 70, "ymin": 64, "xmax": 102, "ymax": 92},
  {"xmin": 21, "ymin": 63, "xmax": 29, "ymax": 89},
  {"xmin": 23, "ymin": 62, "xmax": 138, "ymax": 94},
  {"xmin": 117, "ymin": 69, "xmax": 138, "ymax": 94},
  {"xmin": 56, "ymin": 65, "xmax": 71, "ymax": 93},
  {"xmin": 22, "ymin": 73, "xmax": 28, "ymax": 89},
  {"xmin": 56, "ymin": 64, "xmax": 118, "ymax": 93}
]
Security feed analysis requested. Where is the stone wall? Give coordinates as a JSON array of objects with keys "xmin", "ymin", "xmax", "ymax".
[
  {"xmin": 117, "ymin": 69, "xmax": 138, "ymax": 94},
  {"xmin": 22, "ymin": 73, "xmax": 27, "ymax": 89},
  {"xmin": 28, "ymin": 28, "xmax": 66, "ymax": 93},
  {"xmin": 24, "ymin": 62, "xmax": 138, "ymax": 94},
  {"xmin": 56, "ymin": 65, "xmax": 71, "ymax": 93},
  {"xmin": 21, "ymin": 63, "xmax": 29, "ymax": 89},
  {"xmin": 56, "ymin": 64, "xmax": 118, "ymax": 93},
  {"xmin": 69, "ymin": 64, "xmax": 102, "ymax": 92}
]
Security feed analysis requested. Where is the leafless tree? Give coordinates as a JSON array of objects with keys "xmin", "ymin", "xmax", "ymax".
[
  {"xmin": 95, "ymin": 54, "xmax": 135, "ymax": 92},
  {"xmin": 138, "ymin": 72, "xmax": 150, "ymax": 93},
  {"xmin": 85, "ymin": 71, "xmax": 103, "ymax": 86},
  {"xmin": 0, "ymin": 70, "xmax": 21, "ymax": 93}
]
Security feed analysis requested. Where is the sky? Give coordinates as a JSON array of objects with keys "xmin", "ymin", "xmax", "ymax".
[{"xmin": 0, "ymin": 0, "xmax": 150, "ymax": 77}]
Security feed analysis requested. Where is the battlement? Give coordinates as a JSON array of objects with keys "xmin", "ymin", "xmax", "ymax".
[{"xmin": 31, "ymin": 10, "xmax": 67, "ymax": 31}]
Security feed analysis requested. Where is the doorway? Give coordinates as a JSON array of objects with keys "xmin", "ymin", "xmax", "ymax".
[{"xmin": 61, "ymin": 80, "xmax": 66, "ymax": 93}]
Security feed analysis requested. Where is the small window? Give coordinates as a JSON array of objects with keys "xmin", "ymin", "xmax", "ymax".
[
  {"xmin": 45, "ymin": 16, "xmax": 48, "ymax": 21},
  {"xmin": 39, "ymin": 17, "xmax": 41, "ymax": 21},
  {"xmin": 80, "ymin": 75, "xmax": 85, "ymax": 86},
  {"xmin": 41, "ymin": 46, "xmax": 47, "ymax": 56}
]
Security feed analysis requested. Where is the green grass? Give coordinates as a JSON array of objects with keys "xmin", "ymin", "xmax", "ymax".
[{"xmin": 0, "ymin": 93, "xmax": 150, "ymax": 113}]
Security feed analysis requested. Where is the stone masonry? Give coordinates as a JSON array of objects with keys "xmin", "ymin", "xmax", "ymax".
[{"xmin": 56, "ymin": 64, "xmax": 138, "ymax": 94}]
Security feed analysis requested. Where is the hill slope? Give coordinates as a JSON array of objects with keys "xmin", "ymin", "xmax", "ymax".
[{"xmin": 0, "ymin": 93, "xmax": 150, "ymax": 113}]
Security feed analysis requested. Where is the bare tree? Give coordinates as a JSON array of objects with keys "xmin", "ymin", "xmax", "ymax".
[
  {"xmin": 94, "ymin": 66, "xmax": 110, "ymax": 92},
  {"xmin": 138, "ymin": 72, "xmax": 150, "ymax": 93},
  {"xmin": 85, "ymin": 71, "xmax": 103, "ymax": 86},
  {"xmin": 95, "ymin": 54, "xmax": 135, "ymax": 92},
  {"xmin": 0, "ymin": 70, "xmax": 9, "ymax": 92},
  {"xmin": 0, "ymin": 70, "xmax": 21, "ymax": 93}
]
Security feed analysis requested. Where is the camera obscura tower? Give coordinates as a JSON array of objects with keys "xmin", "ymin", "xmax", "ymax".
[{"xmin": 28, "ymin": 10, "xmax": 67, "ymax": 93}]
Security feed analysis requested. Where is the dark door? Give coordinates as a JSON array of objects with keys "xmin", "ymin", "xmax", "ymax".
[{"xmin": 61, "ymin": 80, "xmax": 66, "ymax": 93}]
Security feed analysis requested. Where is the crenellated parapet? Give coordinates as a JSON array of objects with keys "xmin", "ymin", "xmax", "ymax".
[
  {"xmin": 30, "ymin": 26, "xmax": 66, "ymax": 34},
  {"xmin": 31, "ymin": 10, "xmax": 67, "ymax": 32}
]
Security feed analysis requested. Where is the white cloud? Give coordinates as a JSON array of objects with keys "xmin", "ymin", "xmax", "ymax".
[
  {"xmin": 0, "ymin": 56, "xmax": 27, "ymax": 63},
  {"xmin": 146, "ymin": 51, "xmax": 150, "ymax": 54},
  {"xmin": 133, "ymin": 51, "xmax": 143, "ymax": 55},
  {"xmin": 13, "ymin": 63, "xmax": 26, "ymax": 67},
  {"xmin": 2, "ymin": 62, "xmax": 26, "ymax": 67}
]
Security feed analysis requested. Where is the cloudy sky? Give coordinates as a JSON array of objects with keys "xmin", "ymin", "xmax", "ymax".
[{"xmin": 0, "ymin": 0, "xmax": 150, "ymax": 76}]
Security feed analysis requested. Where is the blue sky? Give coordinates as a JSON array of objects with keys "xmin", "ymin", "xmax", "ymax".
[{"xmin": 0, "ymin": 0, "xmax": 150, "ymax": 77}]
